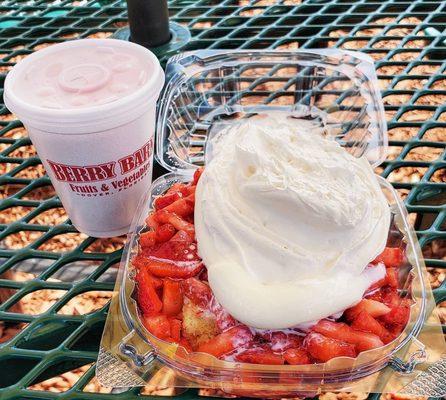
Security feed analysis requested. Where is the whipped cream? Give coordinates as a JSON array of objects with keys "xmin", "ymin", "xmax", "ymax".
[{"xmin": 195, "ymin": 113, "xmax": 390, "ymax": 330}]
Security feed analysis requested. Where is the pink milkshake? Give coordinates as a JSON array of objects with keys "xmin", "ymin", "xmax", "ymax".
[{"xmin": 4, "ymin": 39, "xmax": 164, "ymax": 237}]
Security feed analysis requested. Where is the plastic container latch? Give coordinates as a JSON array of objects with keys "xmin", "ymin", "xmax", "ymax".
[
  {"xmin": 388, "ymin": 338, "xmax": 427, "ymax": 374},
  {"xmin": 119, "ymin": 341, "xmax": 157, "ymax": 367}
]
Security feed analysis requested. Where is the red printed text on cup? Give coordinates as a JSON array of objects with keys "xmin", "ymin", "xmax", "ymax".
[{"xmin": 47, "ymin": 139, "xmax": 153, "ymax": 197}]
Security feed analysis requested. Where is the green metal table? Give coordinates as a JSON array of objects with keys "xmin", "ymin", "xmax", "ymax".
[{"xmin": 0, "ymin": 0, "xmax": 445, "ymax": 399}]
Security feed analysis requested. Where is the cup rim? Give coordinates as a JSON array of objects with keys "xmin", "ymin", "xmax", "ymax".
[{"xmin": 4, "ymin": 38, "xmax": 164, "ymax": 134}]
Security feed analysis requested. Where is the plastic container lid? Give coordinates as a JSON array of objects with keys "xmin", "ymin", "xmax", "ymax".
[
  {"xmin": 155, "ymin": 49, "xmax": 388, "ymax": 170},
  {"xmin": 4, "ymin": 39, "xmax": 164, "ymax": 134}
]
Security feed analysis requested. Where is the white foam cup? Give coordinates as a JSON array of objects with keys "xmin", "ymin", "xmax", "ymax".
[{"xmin": 4, "ymin": 39, "xmax": 164, "ymax": 237}]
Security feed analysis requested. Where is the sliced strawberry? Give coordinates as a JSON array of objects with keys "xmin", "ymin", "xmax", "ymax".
[
  {"xmin": 156, "ymin": 223, "xmax": 176, "ymax": 243},
  {"xmin": 141, "ymin": 235, "xmax": 203, "ymax": 279},
  {"xmin": 145, "ymin": 213, "xmax": 159, "ymax": 230},
  {"xmin": 352, "ymin": 331, "xmax": 385, "ymax": 352},
  {"xmin": 162, "ymin": 280, "xmax": 183, "ymax": 316},
  {"xmin": 283, "ymin": 347, "xmax": 311, "ymax": 365},
  {"xmin": 344, "ymin": 299, "xmax": 391, "ymax": 320},
  {"xmin": 313, "ymin": 320, "xmax": 346, "ymax": 339},
  {"xmin": 235, "ymin": 347, "xmax": 284, "ymax": 365},
  {"xmin": 171, "ymin": 229, "xmax": 194, "ymax": 243},
  {"xmin": 154, "ymin": 210, "xmax": 195, "ymax": 236},
  {"xmin": 134, "ymin": 266, "xmax": 163, "ymax": 316},
  {"xmin": 142, "ymin": 314, "xmax": 171, "ymax": 340},
  {"xmin": 304, "ymin": 332, "xmax": 356, "ymax": 362},
  {"xmin": 386, "ymin": 267, "xmax": 398, "ymax": 288},
  {"xmin": 179, "ymin": 338, "xmax": 193, "ymax": 352},
  {"xmin": 365, "ymin": 289, "xmax": 383, "ymax": 302},
  {"xmin": 351, "ymin": 311, "xmax": 390, "ymax": 343},
  {"xmin": 373, "ymin": 247, "xmax": 404, "ymax": 268},
  {"xmin": 151, "ymin": 276, "xmax": 163, "ymax": 289},
  {"xmin": 380, "ymin": 305, "xmax": 410, "ymax": 327},
  {"xmin": 314, "ymin": 319, "xmax": 383, "ymax": 352},
  {"xmin": 192, "ymin": 167, "xmax": 204, "ymax": 185},
  {"xmin": 164, "ymin": 194, "xmax": 195, "ymax": 217},
  {"xmin": 139, "ymin": 257, "xmax": 203, "ymax": 279},
  {"xmin": 132, "ymin": 254, "xmax": 147, "ymax": 269},
  {"xmin": 154, "ymin": 192, "xmax": 182, "ymax": 210},
  {"xmin": 385, "ymin": 324, "xmax": 405, "ymax": 343},
  {"xmin": 148, "ymin": 233, "xmax": 197, "ymax": 261},
  {"xmin": 197, "ymin": 326, "xmax": 253, "ymax": 358},
  {"xmin": 169, "ymin": 318, "xmax": 182, "ymax": 342},
  {"xmin": 381, "ymin": 287, "xmax": 401, "ymax": 308},
  {"xmin": 267, "ymin": 331, "xmax": 303, "ymax": 352},
  {"xmin": 182, "ymin": 277, "xmax": 213, "ymax": 308},
  {"xmin": 140, "ymin": 231, "xmax": 156, "ymax": 248},
  {"xmin": 136, "ymin": 283, "xmax": 162, "ymax": 316},
  {"xmin": 184, "ymin": 185, "xmax": 196, "ymax": 196},
  {"xmin": 166, "ymin": 182, "xmax": 189, "ymax": 196},
  {"xmin": 133, "ymin": 257, "xmax": 163, "ymax": 286}
]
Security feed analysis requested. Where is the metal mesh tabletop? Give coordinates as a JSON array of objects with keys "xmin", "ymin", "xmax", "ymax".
[{"xmin": 0, "ymin": 0, "xmax": 445, "ymax": 399}]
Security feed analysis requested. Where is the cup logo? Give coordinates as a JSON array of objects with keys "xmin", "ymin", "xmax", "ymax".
[
  {"xmin": 47, "ymin": 161, "xmax": 116, "ymax": 182},
  {"xmin": 46, "ymin": 139, "xmax": 153, "ymax": 197},
  {"xmin": 118, "ymin": 141, "xmax": 152, "ymax": 174}
]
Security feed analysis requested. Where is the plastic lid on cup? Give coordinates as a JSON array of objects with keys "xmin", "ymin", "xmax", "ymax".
[{"xmin": 4, "ymin": 39, "xmax": 164, "ymax": 134}]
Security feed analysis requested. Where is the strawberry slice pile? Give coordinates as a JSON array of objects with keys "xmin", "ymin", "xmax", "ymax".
[{"xmin": 132, "ymin": 167, "xmax": 411, "ymax": 365}]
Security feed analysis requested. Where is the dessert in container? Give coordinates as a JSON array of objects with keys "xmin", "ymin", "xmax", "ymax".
[
  {"xmin": 97, "ymin": 49, "xmax": 446, "ymax": 396},
  {"xmin": 4, "ymin": 39, "xmax": 164, "ymax": 238}
]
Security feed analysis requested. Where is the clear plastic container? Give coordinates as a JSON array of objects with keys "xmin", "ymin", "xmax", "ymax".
[{"xmin": 97, "ymin": 50, "xmax": 446, "ymax": 397}]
